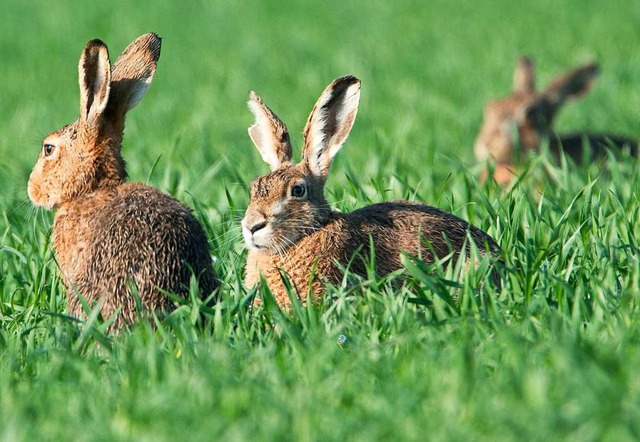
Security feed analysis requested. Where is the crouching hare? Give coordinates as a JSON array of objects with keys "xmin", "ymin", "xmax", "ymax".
[
  {"xmin": 242, "ymin": 76, "xmax": 502, "ymax": 308},
  {"xmin": 28, "ymin": 33, "xmax": 217, "ymax": 329},
  {"xmin": 475, "ymin": 56, "xmax": 637, "ymax": 184}
]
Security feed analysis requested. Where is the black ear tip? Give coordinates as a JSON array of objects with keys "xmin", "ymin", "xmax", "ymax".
[
  {"xmin": 338, "ymin": 74, "xmax": 360, "ymax": 86},
  {"xmin": 133, "ymin": 33, "xmax": 162, "ymax": 62},
  {"xmin": 329, "ymin": 75, "xmax": 361, "ymax": 94},
  {"xmin": 82, "ymin": 39, "xmax": 109, "ymax": 62},
  {"xmin": 148, "ymin": 33, "xmax": 162, "ymax": 59},
  {"xmin": 85, "ymin": 39, "xmax": 107, "ymax": 50}
]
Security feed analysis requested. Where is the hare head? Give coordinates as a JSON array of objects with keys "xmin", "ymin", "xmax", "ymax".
[
  {"xmin": 241, "ymin": 75, "xmax": 361, "ymax": 255},
  {"xmin": 28, "ymin": 33, "xmax": 161, "ymax": 209},
  {"xmin": 474, "ymin": 56, "xmax": 599, "ymax": 164}
]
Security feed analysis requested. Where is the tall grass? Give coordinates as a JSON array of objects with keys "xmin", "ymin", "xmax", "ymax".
[{"xmin": 1, "ymin": 0, "xmax": 640, "ymax": 440}]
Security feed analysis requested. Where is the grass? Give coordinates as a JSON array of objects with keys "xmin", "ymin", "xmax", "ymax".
[{"xmin": 2, "ymin": 0, "xmax": 640, "ymax": 440}]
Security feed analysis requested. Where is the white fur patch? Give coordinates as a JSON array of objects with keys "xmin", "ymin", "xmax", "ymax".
[
  {"xmin": 241, "ymin": 217, "xmax": 273, "ymax": 251},
  {"xmin": 248, "ymin": 94, "xmax": 282, "ymax": 170},
  {"xmin": 272, "ymin": 201, "xmax": 285, "ymax": 217}
]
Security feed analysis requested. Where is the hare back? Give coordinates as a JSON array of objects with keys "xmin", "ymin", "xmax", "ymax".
[
  {"xmin": 347, "ymin": 201, "xmax": 501, "ymax": 262},
  {"xmin": 552, "ymin": 133, "xmax": 638, "ymax": 163},
  {"xmin": 54, "ymin": 182, "xmax": 217, "ymax": 326},
  {"xmin": 245, "ymin": 200, "xmax": 500, "ymax": 306}
]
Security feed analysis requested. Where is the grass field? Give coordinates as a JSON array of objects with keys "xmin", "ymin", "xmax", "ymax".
[{"xmin": 2, "ymin": 0, "xmax": 640, "ymax": 440}]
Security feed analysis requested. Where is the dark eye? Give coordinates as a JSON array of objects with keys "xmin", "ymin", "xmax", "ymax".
[
  {"xmin": 291, "ymin": 183, "xmax": 306, "ymax": 198},
  {"xmin": 43, "ymin": 144, "xmax": 55, "ymax": 157}
]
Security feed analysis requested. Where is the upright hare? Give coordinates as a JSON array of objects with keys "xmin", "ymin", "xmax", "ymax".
[{"xmin": 28, "ymin": 34, "xmax": 217, "ymax": 329}]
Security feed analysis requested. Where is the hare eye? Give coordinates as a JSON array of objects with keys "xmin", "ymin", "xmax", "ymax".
[
  {"xmin": 43, "ymin": 144, "xmax": 56, "ymax": 157},
  {"xmin": 291, "ymin": 184, "xmax": 306, "ymax": 198}
]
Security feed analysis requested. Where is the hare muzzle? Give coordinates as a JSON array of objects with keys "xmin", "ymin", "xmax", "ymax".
[
  {"xmin": 27, "ymin": 171, "xmax": 45, "ymax": 208},
  {"xmin": 241, "ymin": 213, "xmax": 271, "ymax": 250}
]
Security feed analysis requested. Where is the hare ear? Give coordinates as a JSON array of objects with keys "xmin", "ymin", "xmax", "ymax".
[
  {"xmin": 78, "ymin": 39, "xmax": 111, "ymax": 124},
  {"xmin": 513, "ymin": 55, "xmax": 536, "ymax": 95},
  {"xmin": 543, "ymin": 62, "xmax": 600, "ymax": 111},
  {"xmin": 108, "ymin": 33, "xmax": 161, "ymax": 118},
  {"xmin": 302, "ymin": 75, "xmax": 361, "ymax": 180},
  {"xmin": 247, "ymin": 91, "xmax": 293, "ymax": 171}
]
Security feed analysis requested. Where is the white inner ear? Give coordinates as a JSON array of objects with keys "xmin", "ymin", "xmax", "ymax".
[
  {"xmin": 92, "ymin": 53, "xmax": 111, "ymax": 115},
  {"xmin": 248, "ymin": 98, "xmax": 282, "ymax": 170},
  {"xmin": 329, "ymin": 83, "xmax": 360, "ymax": 157},
  {"xmin": 308, "ymin": 82, "xmax": 360, "ymax": 173},
  {"xmin": 309, "ymin": 95, "xmax": 331, "ymax": 160}
]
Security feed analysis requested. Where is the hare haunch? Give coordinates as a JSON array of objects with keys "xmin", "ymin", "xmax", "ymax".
[
  {"xmin": 475, "ymin": 56, "xmax": 637, "ymax": 184},
  {"xmin": 241, "ymin": 75, "xmax": 502, "ymax": 308},
  {"xmin": 28, "ymin": 33, "xmax": 217, "ymax": 328}
]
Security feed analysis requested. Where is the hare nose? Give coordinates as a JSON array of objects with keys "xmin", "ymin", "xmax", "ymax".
[{"xmin": 248, "ymin": 221, "xmax": 267, "ymax": 234}]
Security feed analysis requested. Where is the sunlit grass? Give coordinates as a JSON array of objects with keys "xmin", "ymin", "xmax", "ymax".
[{"xmin": 1, "ymin": 0, "xmax": 640, "ymax": 440}]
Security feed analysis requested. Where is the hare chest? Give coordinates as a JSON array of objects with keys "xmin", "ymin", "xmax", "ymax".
[
  {"xmin": 244, "ymin": 217, "xmax": 358, "ymax": 306},
  {"xmin": 52, "ymin": 192, "xmax": 113, "ymax": 290}
]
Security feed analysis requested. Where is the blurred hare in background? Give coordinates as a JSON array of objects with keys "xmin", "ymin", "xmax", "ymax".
[{"xmin": 475, "ymin": 56, "xmax": 637, "ymax": 184}]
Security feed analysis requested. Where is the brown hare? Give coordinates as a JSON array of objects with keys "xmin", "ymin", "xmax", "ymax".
[
  {"xmin": 241, "ymin": 75, "xmax": 502, "ymax": 308},
  {"xmin": 475, "ymin": 56, "xmax": 637, "ymax": 184},
  {"xmin": 28, "ymin": 33, "xmax": 217, "ymax": 329}
]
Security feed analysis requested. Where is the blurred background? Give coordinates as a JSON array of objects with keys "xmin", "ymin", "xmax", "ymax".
[{"xmin": 1, "ymin": 0, "xmax": 639, "ymax": 206}]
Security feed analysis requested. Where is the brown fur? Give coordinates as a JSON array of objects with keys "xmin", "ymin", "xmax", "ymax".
[
  {"xmin": 475, "ymin": 56, "xmax": 637, "ymax": 184},
  {"xmin": 28, "ymin": 33, "xmax": 217, "ymax": 329},
  {"xmin": 242, "ymin": 76, "xmax": 501, "ymax": 308}
]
